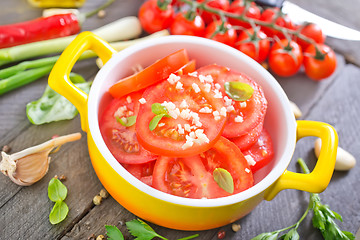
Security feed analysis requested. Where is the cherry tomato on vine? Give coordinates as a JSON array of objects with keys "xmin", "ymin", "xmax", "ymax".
[
  {"xmin": 227, "ymin": 0, "xmax": 261, "ymax": 29},
  {"xmin": 205, "ymin": 20, "xmax": 237, "ymax": 47},
  {"xmin": 296, "ymin": 23, "xmax": 326, "ymax": 51},
  {"xmin": 236, "ymin": 28, "xmax": 270, "ymax": 63},
  {"xmin": 268, "ymin": 39, "xmax": 303, "ymax": 77},
  {"xmin": 197, "ymin": 0, "xmax": 230, "ymax": 24},
  {"xmin": 138, "ymin": 0, "xmax": 175, "ymax": 34},
  {"xmin": 303, "ymin": 44, "xmax": 336, "ymax": 81},
  {"xmin": 170, "ymin": 12, "xmax": 205, "ymax": 36},
  {"xmin": 260, "ymin": 8, "xmax": 296, "ymax": 38}
]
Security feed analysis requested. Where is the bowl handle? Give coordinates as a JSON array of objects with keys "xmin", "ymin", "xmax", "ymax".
[
  {"xmin": 48, "ymin": 31, "xmax": 117, "ymax": 132},
  {"xmin": 264, "ymin": 120, "xmax": 338, "ymax": 201}
]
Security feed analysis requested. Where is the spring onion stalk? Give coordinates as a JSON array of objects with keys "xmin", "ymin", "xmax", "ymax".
[
  {"xmin": 0, "ymin": 30, "xmax": 170, "ymax": 95},
  {"xmin": 0, "ymin": 16, "xmax": 142, "ymax": 66},
  {"xmin": 0, "ymin": 65, "xmax": 53, "ymax": 95}
]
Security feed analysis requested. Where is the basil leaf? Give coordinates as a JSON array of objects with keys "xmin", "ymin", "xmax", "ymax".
[
  {"xmin": 151, "ymin": 103, "xmax": 168, "ymax": 115},
  {"xmin": 224, "ymin": 81, "xmax": 253, "ymax": 101},
  {"xmin": 116, "ymin": 115, "xmax": 136, "ymax": 127},
  {"xmin": 105, "ymin": 225, "xmax": 124, "ymax": 240},
  {"xmin": 126, "ymin": 219, "xmax": 165, "ymax": 240},
  {"xmin": 49, "ymin": 201, "xmax": 69, "ymax": 225},
  {"xmin": 251, "ymin": 232, "xmax": 279, "ymax": 240},
  {"xmin": 149, "ymin": 114, "xmax": 166, "ymax": 131},
  {"xmin": 26, "ymin": 73, "xmax": 91, "ymax": 125},
  {"xmin": 48, "ymin": 178, "xmax": 67, "ymax": 202},
  {"xmin": 284, "ymin": 228, "xmax": 299, "ymax": 240},
  {"xmin": 213, "ymin": 168, "xmax": 234, "ymax": 194}
]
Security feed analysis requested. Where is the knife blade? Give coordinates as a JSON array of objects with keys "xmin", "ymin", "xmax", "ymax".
[{"xmin": 255, "ymin": 0, "xmax": 360, "ymax": 41}]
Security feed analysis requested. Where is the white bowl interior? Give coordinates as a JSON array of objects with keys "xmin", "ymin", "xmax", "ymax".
[{"xmin": 88, "ymin": 35, "xmax": 297, "ymax": 207}]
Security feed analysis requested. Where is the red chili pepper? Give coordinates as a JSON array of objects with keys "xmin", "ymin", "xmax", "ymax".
[{"xmin": 0, "ymin": 13, "xmax": 80, "ymax": 49}]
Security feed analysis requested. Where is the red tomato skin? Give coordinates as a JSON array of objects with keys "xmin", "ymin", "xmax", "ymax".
[
  {"xmin": 152, "ymin": 137, "xmax": 254, "ymax": 199},
  {"xmin": 122, "ymin": 161, "xmax": 156, "ymax": 186},
  {"xmin": 170, "ymin": 13, "xmax": 205, "ymax": 37},
  {"xmin": 99, "ymin": 92, "xmax": 157, "ymax": 164},
  {"xmin": 227, "ymin": 0, "xmax": 261, "ymax": 29},
  {"xmin": 260, "ymin": 8, "xmax": 296, "ymax": 38},
  {"xmin": 197, "ymin": 0, "xmax": 230, "ymax": 24},
  {"xmin": 303, "ymin": 44, "xmax": 337, "ymax": 81},
  {"xmin": 242, "ymin": 128, "xmax": 274, "ymax": 172},
  {"xmin": 296, "ymin": 23, "xmax": 326, "ymax": 51},
  {"xmin": 230, "ymin": 121, "xmax": 263, "ymax": 151},
  {"xmin": 196, "ymin": 64, "xmax": 268, "ymax": 138},
  {"xmin": 136, "ymin": 75, "xmax": 226, "ymax": 158},
  {"xmin": 138, "ymin": 0, "xmax": 174, "ymax": 34},
  {"xmin": 236, "ymin": 28, "xmax": 270, "ymax": 63},
  {"xmin": 205, "ymin": 21, "xmax": 237, "ymax": 47},
  {"xmin": 268, "ymin": 39, "xmax": 303, "ymax": 77}
]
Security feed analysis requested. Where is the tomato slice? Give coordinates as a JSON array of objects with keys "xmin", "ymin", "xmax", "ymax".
[
  {"xmin": 196, "ymin": 64, "xmax": 267, "ymax": 138},
  {"xmin": 242, "ymin": 128, "xmax": 274, "ymax": 172},
  {"xmin": 152, "ymin": 137, "xmax": 254, "ymax": 199},
  {"xmin": 175, "ymin": 59, "xmax": 196, "ymax": 75},
  {"xmin": 109, "ymin": 49, "xmax": 189, "ymax": 98},
  {"xmin": 99, "ymin": 91, "xmax": 157, "ymax": 164},
  {"xmin": 231, "ymin": 121, "xmax": 263, "ymax": 151},
  {"xmin": 122, "ymin": 161, "xmax": 155, "ymax": 186},
  {"xmin": 136, "ymin": 74, "xmax": 227, "ymax": 157}
]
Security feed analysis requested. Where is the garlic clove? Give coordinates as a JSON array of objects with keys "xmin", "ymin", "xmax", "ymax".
[
  {"xmin": 290, "ymin": 101, "xmax": 302, "ymax": 119},
  {"xmin": 0, "ymin": 133, "xmax": 81, "ymax": 186},
  {"xmin": 314, "ymin": 138, "xmax": 356, "ymax": 171}
]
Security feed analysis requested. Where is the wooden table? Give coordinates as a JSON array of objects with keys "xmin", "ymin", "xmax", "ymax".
[{"xmin": 1, "ymin": 0, "xmax": 359, "ymax": 239}]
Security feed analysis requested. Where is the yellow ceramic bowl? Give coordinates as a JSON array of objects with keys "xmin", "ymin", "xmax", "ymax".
[{"xmin": 49, "ymin": 32, "xmax": 338, "ymax": 230}]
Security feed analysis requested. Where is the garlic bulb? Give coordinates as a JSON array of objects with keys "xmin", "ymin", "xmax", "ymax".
[{"xmin": 0, "ymin": 133, "xmax": 81, "ymax": 186}]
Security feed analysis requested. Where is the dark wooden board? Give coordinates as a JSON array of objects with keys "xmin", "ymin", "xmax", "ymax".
[{"xmin": 1, "ymin": 0, "xmax": 359, "ymax": 239}]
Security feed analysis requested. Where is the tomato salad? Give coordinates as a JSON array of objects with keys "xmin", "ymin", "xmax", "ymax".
[{"xmin": 99, "ymin": 49, "xmax": 274, "ymax": 199}]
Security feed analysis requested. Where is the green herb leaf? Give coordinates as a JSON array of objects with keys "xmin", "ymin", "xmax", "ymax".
[
  {"xmin": 49, "ymin": 201, "xmax": 69, "ymax": 224},
  {"xmin": 151, "ymin": 103, "xmax": 168, "ymax": 115},
  {"xmin": 213, "ymin": 168, "xmax": 234, "ymax": 194},
  {"xmin": 224, "ymin": 81, "xmax": 253, "ymax": 101},
  {"xmin": 105, "ymin": 225, "xmax": 124, "ymax": 240},
  {"xmin": 117, "ymin": 115, "xmax": 136, "ymax": 127},
  {"xmin": 26, "ymin": 73, "xmax": 91, "ymax": 125},
  {"xmin": 251, "ymin": 232, "xmax": 279, "ymax": 240},
  {"xmin": 126, "ymin": 219, "xmax": 167, "ymax": 240},
  {"xmin": 149, "ymin": 113, "xmax": 166, "ymax": 131},
  {"xmin": 283, "ymin": 228, "xmax": 299, "ymax": 240},
  {"xmin": 48, "ymin": 178, "xmax": 67, "ymax": 202}
]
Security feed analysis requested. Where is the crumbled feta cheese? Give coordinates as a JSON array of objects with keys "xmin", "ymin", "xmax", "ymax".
[
  {"xmin": 199, "ymin": 107, "xmax": 213, "ymax": 113},
  {"xmin": 204, "ymin": 83, "xmax": 211, "ymax": 92},
  {"xmin": 128, "ymin": 111, "xmax": 133, "ymax": 116},
  {"xmin": 224, "ymin": 96, "xmax": 233, "ymax": 106},
  {"xmin": 139, "ymin": 98, "xmax": 146, "ymax": 104},
  {"xmin": 158, "ymin": 123, "xmax": 165, "ymax": 127},
  {"xmin": 199, "ymin": 74, "xmax": 213, "ymax": 83},
  {"xmin": 184, "ymin": 124, "xmax": 191, "ymax": 132},
  {"xmin": 245, "ymin": 168, "xmax": 251, "ymax": 173},
  {"xmin": 192, "ymin": 83, "xmax": 201, "ymax": 93},
  {"xmin": 245, "ymin": 155, "xmax": 256, "ymax": 166},
  {"xmin": 177, "ymin": 124, "xmax": 184, "ymax": 134},
  {"xmin": 234, "ymin": 115, "xmax": 244, "ymax": 123},
  {"xmin": 114, "ymin": 106, "xmax": 127, "ymax": 118},
  {"xmin": 240, "ymin": 102, "xmax": 247, "ymax": 108},
  {"xmin": 188, "ymin": 71, "xmax": 198, "ymax": 77},
  {"xmin": 182, "ymin": 139, "xmax": 194, "ymax": 149},
  {"xmin": 195, "ymin": 129, "xmax": 209, "ymax": 143},
  {"xmin": 215, "ymin": 83, "xmax": 221, "ymax": 90},
  {"xmin": 126, "ymin": 96, "xmax": 132, "ymax": 103},
  {"xmin": 220, "ymin": 107, "xmax": 227, "ymax": 117},
  {"xmin": 213, "ymin": 89, "xmax": 223, "ymax": 98},
  {"xmin": 176, "ymin": 81, "xmax": 183, "ymax": 90},
  {"xmin": 213, "ymin": 110, "xmax": 221, "ymax": 121},
  {"xmin": 180, "ymin": 109, "xmax": 191, "ymax": 120},
  {"xmin": 167, "ymin": 73, "xmax": 180, "ymax": 84},
  {"xmin": 179, "ymin": 100, "xmax": 188, "ymax": 108},
  {"xmin": 226, "ymin": 106, "xmax": 235, "ymax": 112}
]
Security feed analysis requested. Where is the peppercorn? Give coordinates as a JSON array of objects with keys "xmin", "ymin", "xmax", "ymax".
[{"xmin": 217, "ymin": 230, "xmax": 226, "ymax": 239}]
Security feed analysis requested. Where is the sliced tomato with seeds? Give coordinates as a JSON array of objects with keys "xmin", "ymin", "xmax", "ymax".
[
  {"xmin": 196, "ymin": 64, "xmax": 267, "ymax": 138},
  {"xmin": 175, "ymin": 59, "xmax": 196, "ymax": 75},
  {"xmin": 152, "ymin": 137, "xmax": 254, "ymax": 199},
  {"xmin": 99, "ymin": 91, "xmax": 157, "ymax": 164},
  {"xmin": 136, "ymin": 74, "xmax": 227, "ymax": 157},
  {"xmin": 122, "ymin": 161, "xmax": 156, "ymax": 186},
  {"xmin": 109, "ymin": 49, "xmax": 189, "ymax": 99},
  {"xmin": 231, "ymin": 120, "xmax": 263, "ymax": 151},
  {"xmin": 242, "ymin": 128, "xmax": 274, "ymax": 172}
]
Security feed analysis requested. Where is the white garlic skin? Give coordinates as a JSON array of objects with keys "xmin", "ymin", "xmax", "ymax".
[{"xmin": 314, "ymin": 138, "xmax": 356, "ymax": 171}]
